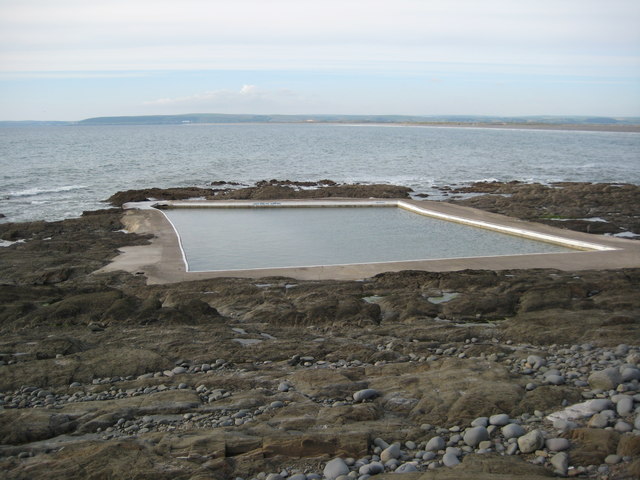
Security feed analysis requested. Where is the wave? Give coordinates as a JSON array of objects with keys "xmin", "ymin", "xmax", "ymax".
[{"xmin": 7, "ymin": 185, "xmax": 89, "ymax": 198}]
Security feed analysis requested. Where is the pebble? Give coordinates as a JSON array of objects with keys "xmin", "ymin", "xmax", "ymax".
[
  {"xmin": 352, "ymin": 389, "xmax": 379, "ymax": 403},
  {"xmin": 442, "ymin": 452, "xmax": 460, "ymax": 467},
  {"xmin": 615, "ymin": 396, "xmax": 634, "ymax": 416},
  {"xmin": 517, "ymin": 430, "xmax": 544, "ymax": 454},
  {"xmin": 425, "ymin": 436, "xmax": 445, "ymax": 452},
  {"xmin": 380, "ymin": 443, "xmax": 401, "ymax": 462},
  {"xmin": 588, "ymin": 367, "xmax": 622, "ymax": 390},
  {"xmin": 550, "ymin": 452, "xmax": 569, "ymax": 476},
  {"xmin": 489, "ymin": 414, "xmax": 510, "ymax": 426},
  {"xmin": 395, "ymin": 463, "xmax": 418, "ymax": 473},
  {"xmin": 545, "ymin": 438, "xmax": 570, "ymax": 451},
  {"xmin": 588, "ymin": 413, "xmax": 609, "ymax": 428},
  {"xmin": 463, "ymin": 426, "xmax": 489, "ymax": 447},
  {"xmin": 501, "ymin": 423, "xmax": 525, "ymax": 439},
  {"xmin": 324, "ymin": 458, "xmax": 349, "ymax": 480}
]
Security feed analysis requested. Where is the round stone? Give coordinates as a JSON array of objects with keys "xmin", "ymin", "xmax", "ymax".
[
  {"xmin": 588, "ymin": 399, "xmax": 613, "ymax": 412},
  {"xmin": 616, "ymin": 396, "xmax": 634, "ymax": 416},
  {"xmin": 545, "ymin": 374, "xmax": 565, "ymax": 385},
  {"xmin": 324, "ymin": 458, "xmax": 349, "ymax": 480},
  {"xmin": 501, "ymin": 423, "xmax": 526, "ymax": 440},
  {"xmin": 380, "ymin": 443, "xmax": 401, "ymax": 462},
  {"xmin": 489, "ymin": 414, "xmax": 510, "ymax": 426},
  {"xmin": 471, "ymin": 417, "xmax": 489, "ymax": 427},
  {"xmin": 425, "ymin": 436, "xmax": 445, "ymax": 452},
  {"xmin": 395, "ymin": 463, "xmax": 418, "ymax": 473},
  {"xmin": 605, "ymin": 454, "xmax": 621, "ymax": 465},
  {"xmin": 588, "ymin": 368, "xmax": 622, "ymax": 390},
  {"xmin": 442, "ymin": 452, "xmax": 460, "ymax": 467},
  {"xmin": 550, "ymin": 452, "xmax": 569, "ymax": 476},
  {"xmin": 463, "ymin": 426, "xmax": 489, "ymax": 447},
  {"xmin": 545, "ymin": 438, "xmax": 570, "ymax": 451},
  {"xmin": 352, "ymin": 388, "xmax": 380, "ymax": 402}
]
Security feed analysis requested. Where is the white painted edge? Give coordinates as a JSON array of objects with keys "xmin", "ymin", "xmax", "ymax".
[{"xmin": 396, "ymin": 201, "xmax": 616, "ymax": 252}]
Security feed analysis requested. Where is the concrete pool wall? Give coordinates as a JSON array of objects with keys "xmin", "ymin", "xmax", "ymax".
[{"xmin": 100, "ymin": 198, "xmax": 640, "ymax": 284}]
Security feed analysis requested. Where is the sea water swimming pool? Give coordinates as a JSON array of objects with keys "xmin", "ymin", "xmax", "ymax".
[{"xmin": 158, "ymin": 200, "xmax": 588, "ymax": 272}]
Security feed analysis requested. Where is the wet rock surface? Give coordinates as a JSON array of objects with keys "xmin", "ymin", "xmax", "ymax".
[
  {"xmin": 445, "ymin": 181, "xmax": 640, "ymax": 238},
  {"xmin": 0, "ymin": 182, "xmax": 639, "ymax": 479}
]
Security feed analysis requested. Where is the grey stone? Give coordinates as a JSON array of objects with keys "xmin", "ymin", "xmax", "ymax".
[
  {"xmin": 614, "ymin": 421, "xmax": 632, "ymax": 433},
  {"xmin": 277, "ymin": 382, "xmax": 290, "ymax": 392},
  {"xmin": 463, "ymin": 426, "xmax": 489, "ymax": 447},
  {"xmin": 470, "ymin": 417, "xmax": 489, "ymax": 427},
  {"xmin": 605, "ymin": 454, "xmax": 621, "ymax": 465},
  {"xmin": 588, "ymin": 413, "xmax": 609, "ymax": 428},
  {"xmin": 489, "ymin": 414, "xmax": 510, "ymax": 426},
  {"xmin": 506, "ymin": 443, "xmax": 519, "ymax": 455},
  {"xmin": 404, "ymin": 441, "xmax": 416, "ymax": 450},
  {"xmin": 352, "ymin": 388, "xmax": 379, "ymax": 402},
  {"xmin": 324, "ymin": 458, "xmax": 349, "ymax": 480},
  {"xmin": 545, "ymin": 438, "xmax": 570, "ymax": 451},
  {"xmin": 501, "ymin": 423, "xmax": 526, "ymax": 439},
  {"xmin": 550, "ymin": 452, "xmax": 569, "ymax": 476},
  {"xmin": 425, "ymin": 436, "xmax": 445, "ymax": 452},
  {"xmin": 395, "ymin": 463, "xmax": 418, "ymax": 473},
  {"xmin": 527, "ymin": 355, "xmax": 546, "ymax": 369},
  {"xmin": 589, "ymin": 398, "xmax": 613, "ymax": 412},
  {"xmin": 380, "ymin": 443, "xmax": 401, "ymax": 462},
  {"xmin": 359, "ymin": 462, "xmax": 384, "ymax": 475},
  {"xmin": 171, "ymin": 366, "xmax": 187, "ymax": 375},
  {"xmin": 621, "ymin": 367, "xmax": 640, "ymax": 382},
  {"xmin": 442, "ymin": 453, "xmax": 460, "ymax": 467},
  {"xmin": 588, "ymin": 367, "xmax": 622, "ymax": 390},
  {"xmin": 545, "ymin": 374, "xmax": 565, "ymax": 385},
  {"xmin": 616, "ymin": 396, "xmax": 634, "ymax": 416},
  {"xmin": 517, "ymin": 429, "xmax": 544, "ymax": 454},
  {"xmin": 635, "ymin": 414, "xmax": 640, "ymax": 430}
]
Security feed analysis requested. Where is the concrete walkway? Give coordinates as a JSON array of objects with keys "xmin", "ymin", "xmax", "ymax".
[{"xmin": 98, "ymin": 198, "xmax": 640, "ymax": 284}]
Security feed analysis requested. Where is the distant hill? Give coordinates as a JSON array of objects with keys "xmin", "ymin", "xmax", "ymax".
[
  {"xmin": 76, "ymin": 113, "xmax": 640, "ymax": 126},
  {"xmin": 2, "ymin": 114, "xmax": 639, "ymax": 127}
]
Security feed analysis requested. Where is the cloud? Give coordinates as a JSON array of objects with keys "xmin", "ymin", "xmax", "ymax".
[
  {"xmin": 0, "ymin": 0, "xmax": 638, "ymax": 78},
  {"xmin": 143, "ymin": 85, "xmax": 308, "ymax": 113}
]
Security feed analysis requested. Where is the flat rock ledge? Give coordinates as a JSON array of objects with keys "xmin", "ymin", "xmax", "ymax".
[{"xmin": 0, "ymin": 182, "xmax": 639, "ymax": 479}]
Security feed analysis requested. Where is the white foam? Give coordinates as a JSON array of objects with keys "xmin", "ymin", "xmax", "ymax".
[{"xmin": 8, "ymin": 185, "xmax": 88, "ymax": 198}]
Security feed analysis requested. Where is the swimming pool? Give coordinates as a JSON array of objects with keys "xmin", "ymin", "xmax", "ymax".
[{"xmin": 159, "ymin": 201, "xmax": 583, "ymax": 272}]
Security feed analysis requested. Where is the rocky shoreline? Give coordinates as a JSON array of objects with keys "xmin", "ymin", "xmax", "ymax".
[{"xmin": 0, "ymin": 181, "xmax": 639, "ymax": 479}]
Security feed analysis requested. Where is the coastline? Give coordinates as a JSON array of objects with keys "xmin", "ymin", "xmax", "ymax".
[{"xmin": 0, "ymin": 181, "xmax": 639, "ymax": 479}]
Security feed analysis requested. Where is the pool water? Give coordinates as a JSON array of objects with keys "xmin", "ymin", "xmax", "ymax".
[{"xmin": 161, "ymin": 206, "xmax": 576, "ymax": 272}]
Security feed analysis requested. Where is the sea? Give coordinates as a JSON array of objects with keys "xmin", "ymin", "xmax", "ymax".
[{"xmin": 1, "ymin": 123, "xmax": 639, "ymax": 223}]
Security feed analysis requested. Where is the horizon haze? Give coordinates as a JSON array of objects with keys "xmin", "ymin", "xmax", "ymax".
[{"xmin": 1, "ymin": 0, "xmax": 639, "ymax": 121}]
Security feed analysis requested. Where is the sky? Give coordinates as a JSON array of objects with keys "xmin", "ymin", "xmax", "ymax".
[{"xmin": 0, "ymin": 0, "xmax": 639, "ymax": 120}]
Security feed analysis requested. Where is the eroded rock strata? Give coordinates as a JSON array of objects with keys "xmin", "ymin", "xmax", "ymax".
[{"xmin": 0, "ymin": 182, "xmax": 639, "ymax": 479}]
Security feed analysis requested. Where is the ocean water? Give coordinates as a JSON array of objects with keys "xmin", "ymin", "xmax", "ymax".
[{"xmin": 1, "ymin": 123, "xmax": 639, "ymax": 223}]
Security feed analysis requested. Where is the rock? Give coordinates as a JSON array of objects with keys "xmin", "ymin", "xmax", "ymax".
[
  {"xmin": 395, "ymin": 463, "xmax": 418, "ymax": 473},
  {"xmin": 616, "ymin": 396, "xmax": 634, "ymax": 416},
  {"xmin": 621, "ymin": 367, "xmax": 640, "ymax": 382},
  {"xmin": 463, "ymin": 426, "xmax": 489, "ymax": 447},
  {"xmin": 323, "ymin": 458, "xmax": 349, "ymax": 480},
  {"xmin": 545, "ymin": 374, "xmax": 565, "ymax": 385},
  {"xmin": 569, "ymin": 428, "xmax": 620, "ymax": 465},
  {"xmin": 550, "ymin": 452, "xmax": 569, "ymax": 476},
  {"xmin": 517, "ymin": 430, "xmax": 544, "ymax": 454},
  {"xmin": 617, "ymin": 434, "xmax": 640, "ymax": 456},
  {"xmin": 380, "ymin": 443, "xmax": 401, "ymax": 462},
  {"xmin": 425, "ymin": 436, "xmax": 445, "ymax": 451},
  {"xmin": 588, "ymin": 398, "xmax": 613, "ymax": 412},
  {"xmin": 545, "ymin": 438, "xmax": 570, "ymax": 451},
  {"xmin": 352, "ymin": 388, "xmax": 380, "ymax": 403},
  {"xmin": 489, "ymin": 414, "xmax": 510, "ymax": 426},
  {"xmin": 605, "ymin": 454, "xmax": 621, "ymax": 464},
  {"xmin": 501, "ymin": 423, "xmax": 526, "ymax": 440},
  {"xmin": 471, "ymin": 417, "xmax": 489, "ymax": 427},
  {"xmin": 588, "ymin": 367, "xmax": 622, "ymax": 390},
  {"xmin": 442, "ymin": 452, "xmax": 460, "ymax": 467},
  {"xmin": 588, "ymin": 413, "xmax": 609, "ymax": 429}
]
